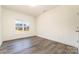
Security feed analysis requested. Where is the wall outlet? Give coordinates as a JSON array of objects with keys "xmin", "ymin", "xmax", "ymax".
[{"xmin": 77, "ymin": 40, "xmax": 79, "ymax": 43}]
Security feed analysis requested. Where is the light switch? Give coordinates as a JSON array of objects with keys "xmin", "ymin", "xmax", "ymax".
[{"xmin": 77, "ymin": 27, "xmax": 79, "ymax": 29}]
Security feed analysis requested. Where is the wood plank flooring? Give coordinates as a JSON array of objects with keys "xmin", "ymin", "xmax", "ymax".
[{"xmin": 0, "ymin": 36, "xmax": 78, "ymax": 54}]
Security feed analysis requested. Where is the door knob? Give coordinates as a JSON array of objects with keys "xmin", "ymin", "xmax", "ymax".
[{"xmin": 76, "ymin": 30, "xmax": 79, "ymax": 32}]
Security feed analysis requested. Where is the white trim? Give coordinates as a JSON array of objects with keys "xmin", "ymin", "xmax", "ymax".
[{"xmin": 37, "ymin": 34, "xmax": 77, "ymax": 48}]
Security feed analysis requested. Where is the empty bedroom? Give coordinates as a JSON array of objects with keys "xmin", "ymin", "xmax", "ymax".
[{"xmin": 0, "ymin": 5, "xmax": 79, "ymax": 54}]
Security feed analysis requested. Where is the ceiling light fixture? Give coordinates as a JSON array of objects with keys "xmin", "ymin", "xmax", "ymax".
[
  {"xmin": 28, "ymin": 4, "xmax": 38, "ymax": 7},
  {"xmin": 31, "ymin": 5, "xmax": 37, "ymax": 6}
]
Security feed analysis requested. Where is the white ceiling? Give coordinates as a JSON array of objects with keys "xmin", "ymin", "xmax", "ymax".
[{"xmin": 2, "ymin": 5, "xmax": 58, "ymax": 16}]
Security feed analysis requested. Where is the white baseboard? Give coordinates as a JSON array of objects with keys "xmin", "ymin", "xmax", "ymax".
[{"xmin": 37, "ymin": 34, "xmax": 77, "ymax": 48}]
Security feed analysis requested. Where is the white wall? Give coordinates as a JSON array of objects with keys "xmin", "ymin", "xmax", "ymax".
[
  {"xmin": 0, "ymin": 6, "xmax": 2, "ymax": 46},
  {"xmin": 2, "ymin": 6, "xmax": 79, "ymax": 48},
  {"xmin": 37, "ymin": 6, "xmax": 79, "ymax": 47},
  {"xmin": 2, "ymin": 8, "xmax": 36, "ymax": 41}
]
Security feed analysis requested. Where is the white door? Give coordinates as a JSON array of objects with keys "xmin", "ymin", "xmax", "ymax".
[
  {"xmin": 76, "ymin": 27, "xmax": 79, "ymax": 53},
  {"xmin": 0, "ymin": 6, "xmax": 2, "ymax": 46}
]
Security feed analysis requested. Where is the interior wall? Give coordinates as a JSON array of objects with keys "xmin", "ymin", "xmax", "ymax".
[
  {"xmin": 2, "ymin": 6, "xmax": 79, "ymax": 48},
  {"xmin": 37, "ymin": 6, "xmax": 79, "ymax": 48},
  {"xmin": 2, "ymin": 8, "xmax": 36, "ymax": 41},
  {"xmin": 0, "ymin": 6, "xmax": 2, "ymax": 46}
]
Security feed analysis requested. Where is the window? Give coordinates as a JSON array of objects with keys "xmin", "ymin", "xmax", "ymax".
[{"xmin": 16, "ymin": 20, "xmax": 30, "ymax": 32}]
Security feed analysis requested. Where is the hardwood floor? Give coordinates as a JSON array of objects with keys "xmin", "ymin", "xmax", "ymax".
[{"xmin": 0, "ymin": 36, "xmax": 78, "ymax": 54}]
